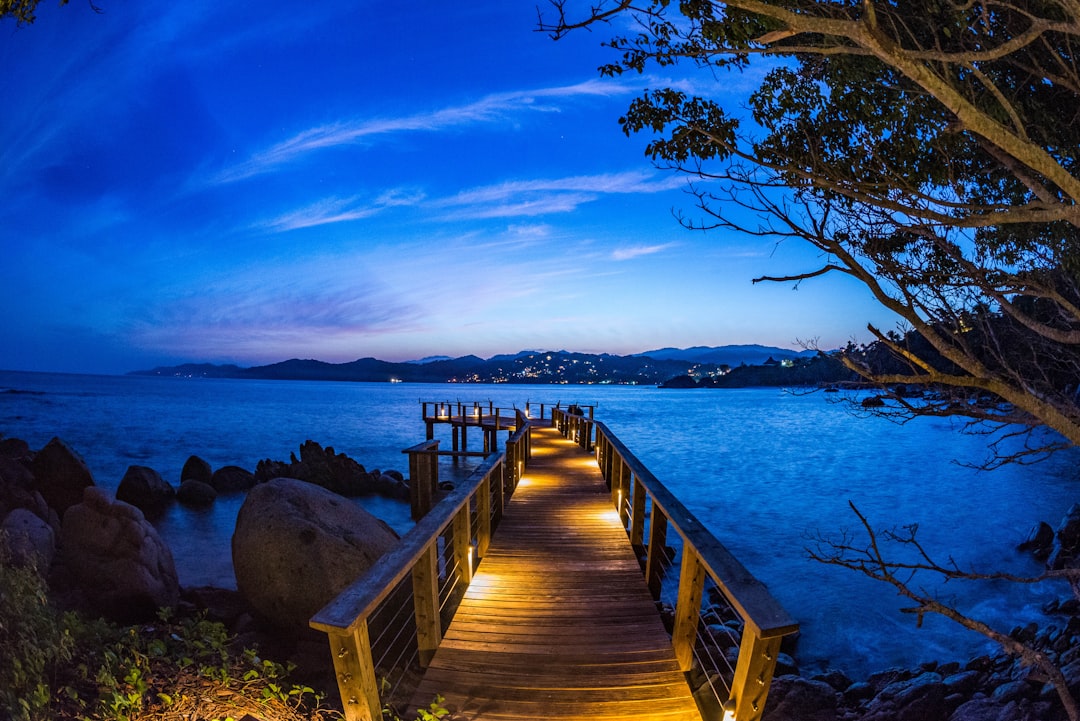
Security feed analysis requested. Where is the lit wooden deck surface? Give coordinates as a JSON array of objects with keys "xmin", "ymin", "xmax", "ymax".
[{"xmin": 408, "ymin": 424, "xmax": 703, "ymax": 721}]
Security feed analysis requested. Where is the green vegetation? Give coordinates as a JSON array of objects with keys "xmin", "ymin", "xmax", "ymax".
[{"xmin": 0, "ymin": 546, "xmax": 338, "ymax": 721}]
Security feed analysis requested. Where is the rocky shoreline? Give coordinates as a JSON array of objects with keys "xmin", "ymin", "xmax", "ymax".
[{"xmin": 2, "ymin": 433, "xmax": 1079, "ymax": 720}]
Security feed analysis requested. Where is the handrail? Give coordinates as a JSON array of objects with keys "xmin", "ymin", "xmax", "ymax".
[
  {"xmin": 311, "ymin": 421, "xmax": 531, "ymax": 721},
  {"xmin": 597, "ymin": 426, "xmax": 797, "ymax": 639},
  {"xmin": 552, "ymin": 407, "xmax": 799, "ymax": 721}
]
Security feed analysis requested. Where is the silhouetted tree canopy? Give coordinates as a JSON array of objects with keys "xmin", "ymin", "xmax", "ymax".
[
  {"xmin": 1, "ymin": 0, "xmax": 67, "ymax": 24},
  {"xmin": 544, "ymin": 0, "xmax": 1080, "ymax": 465}
]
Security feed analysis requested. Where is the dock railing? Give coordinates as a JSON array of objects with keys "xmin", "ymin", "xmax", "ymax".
[
  {"xmin": 310, "ymin": 415, "xmax": 531, "ymax": 721},
  {"xmin": 552, "ymin": 408, "xmax": 800, "ymax": 721}
]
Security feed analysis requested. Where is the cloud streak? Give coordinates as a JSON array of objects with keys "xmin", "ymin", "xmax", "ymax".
[
  {"xmin": 256, "ymin": 189, "xmax": 426, "ymax": 232},
  {"xmin": 433, "ymin": 171, "xmax": 686, "ymax": 219},
  {"xmin": 612, "ymin": 242, "xmax": 678, "ymax": 260},
  {"xmin": 212, "ymin": 79, "xmax": 630, "ymax": 185}
]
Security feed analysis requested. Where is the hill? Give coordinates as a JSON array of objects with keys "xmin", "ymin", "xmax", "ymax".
[{"xmin": 130, "ymin": 346, "xmax": 844, "ymax": 386}]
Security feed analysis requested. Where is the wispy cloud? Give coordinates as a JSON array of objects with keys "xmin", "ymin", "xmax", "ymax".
[
  {"xmin": 433, "ymin": 171, "xmax": 686, "ymax": 219},
  {"xmin": 612, "ymin": 242, "xmax": 678, "ymax": 260},
  {"xmin": 212, "ymin": 79, "xmax": 629, "ymax": 185},
  {"xmin": 256, "ymin": 188, "xmax": 426, "ymax": 232}
]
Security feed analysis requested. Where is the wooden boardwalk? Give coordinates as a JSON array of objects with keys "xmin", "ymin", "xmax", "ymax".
[{"xmin": 407, "ymin": 424, "xmax": 703, "ymax": 721}]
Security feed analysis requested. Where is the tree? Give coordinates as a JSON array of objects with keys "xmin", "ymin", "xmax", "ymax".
[
  {"xmin": 810, "ymin": 502, "xmax": 1080, "ymax": 720},
  {"xmin": 0, "ymin": 0, "xmax": 66, "ymax": 24},
  {"xmin": 541, "ymin": 0, "xmax": 1080, "ymax": 468}
]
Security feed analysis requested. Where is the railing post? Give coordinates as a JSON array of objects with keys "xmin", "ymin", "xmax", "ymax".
[
  {"xmin": 452, "ymin": 503, "xmax": 472, "ymax": 586},
  {"xmin": 413, "ymin": 545, "xmax": 442, "ymax": 667},
  {"xmin": 327, "ymin": 625, "xmax": 381, "ymax": 721},
  {"xmin": 493, "ymin": 457, "xmax": 506, "ymax": 522},
  {"xmin": 645, "ymin": 506, "xmax": 668, "ymax": 600},
  {"xmin": 618, "ymin": 466, "xmax": 631, "ymax": 528},
  {"xmin": 406, "ymin": 441, "xmax": 439, "ymax": 520},
  {"xmin": 672, "ymin": 545, "xmax": 706, "ymax": 672},
  {"xmin": 728, "ymin": 630, "xmax": 783, "ymax": 721},
  {"xmin": 477, "ymin": 474, "xmax": 492, "ymax": 557},
  {"xmin": 630, "ymin": 477, "xmax": 647, "ymax": 548}
]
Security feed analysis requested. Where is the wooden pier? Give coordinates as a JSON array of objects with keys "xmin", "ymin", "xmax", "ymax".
[
  {"xmin": 406, "ymin": 423, "xmax": 701, "ymax": 720},
  {"xmin": 311, "ymin": 404, "xmax": 798, "ymax": 721}
]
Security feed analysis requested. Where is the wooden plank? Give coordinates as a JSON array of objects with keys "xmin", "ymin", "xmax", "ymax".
[{"xmin": 407, "ymin": 426, "xmax": 702, "ymax": 721}]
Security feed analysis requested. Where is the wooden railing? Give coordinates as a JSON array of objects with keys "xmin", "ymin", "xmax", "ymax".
[
  {"xmin": 552, "ymin": 408, "xmax": 799, "ymax": 721},
  {"xmin": 310, "ymin": 416, "xmax": 531, "ymax": 721}
]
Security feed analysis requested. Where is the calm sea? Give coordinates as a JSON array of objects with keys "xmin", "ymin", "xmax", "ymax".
[{"xmin": 1, "ymin": 369, "xmax": 1076, "ymax": 678}]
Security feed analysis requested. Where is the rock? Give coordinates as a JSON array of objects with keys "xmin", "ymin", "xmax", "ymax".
[
  {"xmin": 944, "ymin": 670, "xmax": 984, "ymax": 696},
  {"xmin": 376, "ymin": 472, "xmax": 410, "ymax": 500},
  {"xmin": 255, "ymin": 458, "xmax": 291, "ymax": 483},
  {"xmin": 255, "ymin": 443, "xmax": 409, "ymax": 499},
  {"xmin": 59, "ymin": 487, "xmax": 179, "ymax": 621},
  {"xmin": 116, "ymin": 465, "xmax": 175, "ymax": 512},
  {"xmin": 30, "ymin": 437, "xmax": 94, "ymax": 518},
  {"xmin": 775, "ymin": 652, "xmax": 799, "ymax": 676},
  {"xmin": 991, "ymin": 681, "xmax": 1035, "ymax": 704},
  {"xmin": 0, "ymin": 456, "xmax": 51, "ymax": 524},
  {"xmin": 938, "ymin": 661, "xmax": 962, "ymax": 676},
  {"xmin": 857, "ymin": 672, "xmax": 952, "ymax": 721},
  {"xmin": 180, "ymin": 455, "xmax": 213, "ymax": 485},
  {"xmin": 296, "ymin": 440, "xmax": 370, "ymax": 496},
  {"xmin": 177, "ymin": 479, "xmax": 217, "ymax": 506},
  {"xmin": 1049, "ymin": 503, "xmax": 1080, "ymax": 570},
  {"xmin": 211, "ymin": 465, "xmax": 256, "ymax": 492},
  {"xmin": 1057, "ymin": 504, "xmax": 1080, "ymax": 555},
  {"xmin": 762, "ymin": 675, "xmax": 839, "ymax": 721},
  {"xmin": 844, "ymin": 680, "xmax": 876, "ymax": 702},
  {"xmin": 1018, "ymin": 521, "xmax": 1054, "ymax": 559},
  {"xmin": 231, "ymin": 478, "xmax": 399, "ymax": 629},
  {"xmin": 1, "ymin": 507, "xmax": 55, "ymax": 569},
  {"xmin": 0, "ymin": 437, "xmax": 31, "ymax": 459},
  {"xmin": 948, "ymin": 698, "xmax": 1054, "ymax": 721},
  {"xmin": 811, "ymin": 669, "xmax": 853, "ymax": 692}
]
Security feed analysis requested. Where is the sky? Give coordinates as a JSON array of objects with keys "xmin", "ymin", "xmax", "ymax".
[{"xmin": 0, "ymin": 1, "xmax": 898, "ymax": 375}]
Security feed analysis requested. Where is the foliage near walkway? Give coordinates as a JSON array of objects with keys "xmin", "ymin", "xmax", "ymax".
[{"xmin": 0, "ymin": 554, "xmax": 339, "ymax": 721}]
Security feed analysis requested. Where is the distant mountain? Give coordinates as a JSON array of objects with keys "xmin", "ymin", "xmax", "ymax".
[
  {"xmin": 130, "ymin": 346, "xmax": 835, "ymax": 386},
  {"xmin": 636, "ymin": 344, "xmax": 817, "ymax": 367}
]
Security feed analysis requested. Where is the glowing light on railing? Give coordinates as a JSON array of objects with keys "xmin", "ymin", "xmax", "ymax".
[{"xmin": 617, "ymin": 489, "xmax": 622, "ymax": 514}]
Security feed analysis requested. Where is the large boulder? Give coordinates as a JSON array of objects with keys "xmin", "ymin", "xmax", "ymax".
[
  {"xmin": 177, "ymin": 479, "xmax": 217, "ymax": 507},
  {"xmin": 1, "ymin": 508, "xmax": 56, "ymax": 569},
  {"xmin": 116, "ymin": 465, "xmax": 175, "ymax": 512},
  {"xmin": 0, "ymin": 455, "xmax": 53, "ymax": 527},
  {"xmin": 210, "ymin": 465, "xmax": 256, "ymax": 492},
  {"xmin": 59, "ymin": 487, "xmax": 179, "ymax": 621},
  {"xmin": 180, "ymin": 455, "xmax": 213, "ymax": 485},
  {"xmin": 232, "ymin": 478, "xmax": 399, "ymax": 629},
  {"xmin": 30, "ymin": 437, "xmax": 94, "ymax": 518},
  {"xmin": 762, "ymin": 675, "xmax": 839, "ymax": 721}
]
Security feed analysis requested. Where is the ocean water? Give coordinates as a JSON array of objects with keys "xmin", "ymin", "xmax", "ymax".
[{"xmin": 1, "ymin": 370, "xmax": 1076, "ymax": 678}]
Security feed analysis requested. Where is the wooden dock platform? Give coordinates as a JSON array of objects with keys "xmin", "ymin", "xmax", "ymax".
[{"xmin": 407, "ymin": 424, "xmax": 703, "ymax": 720}]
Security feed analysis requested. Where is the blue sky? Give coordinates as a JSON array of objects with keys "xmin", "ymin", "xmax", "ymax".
[{"xmin": 0, "ymin": 1, "xmax": 895, "ymax": 374}]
